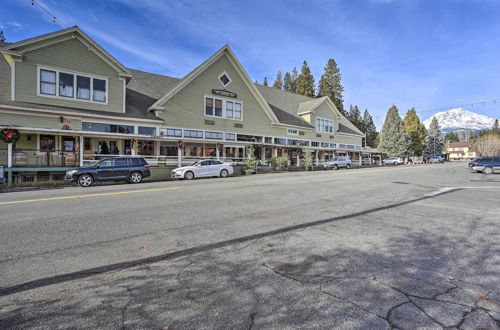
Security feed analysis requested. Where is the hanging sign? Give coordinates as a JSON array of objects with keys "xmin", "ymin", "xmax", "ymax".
[{"xmin": 212, "ymin": 89, "xmax": 237, "ymax": 98}]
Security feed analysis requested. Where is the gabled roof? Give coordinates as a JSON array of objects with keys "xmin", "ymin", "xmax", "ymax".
[
  {"xmin": 338, "ymin": 123, "xmax": 361, "ymax": 135},
  {"xmin": 149, "ymin": 45, "xmax": 279, "ymax": 124},
  {"xmin": 3, "ymin": 26, "xmax": 132, "ymax": 79},
  {"xmin": 297, "ymin": 96, "xmax": 328, "ymax": 115},
  {"xmin": 268, "ymin": 104, "xmax": 314, "ymax": 129},
  {"xmin": 0, "ymin": 54, "xmax": 161, "ymax": 121},
  {"xmin": 127, "ymin": 68, "xmax": 180, "ymax": 100}
]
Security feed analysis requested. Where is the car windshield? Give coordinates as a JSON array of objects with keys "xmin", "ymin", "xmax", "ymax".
[{"xmin": 190, "ymin": 161, "xmax": 200, "ymax": 166}]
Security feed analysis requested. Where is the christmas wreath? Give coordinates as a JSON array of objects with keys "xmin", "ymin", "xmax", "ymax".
[{"xmin": 0, "ymin": 128, "xmax": 21, "ymax": 144}]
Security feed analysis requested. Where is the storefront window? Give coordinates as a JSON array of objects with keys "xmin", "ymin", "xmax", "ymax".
[
  {"xmin": 184, "ymin": 144, "xmax": 202, "ymax": 157},
  {"xmin": 62, "ymin": 136, "xmax": 75, "ymax": 152},
  {"xmin": 40, "ymin": 135, "xmax": 56, "ymax": 152},
  {"xmin": 137, "ymin": 140, "xmax": 154, "ymax": 156},
  {"xmin": 204, "ymin": 144, "xmax": 216, "ymax": 157},
  {"xmin": 124, "ymin": 140, "xmax": 132, "ymax": 155},
  {"xmin": 82, "ymin": 122, "xmax": 134, "ymax": 134},
  {"xmin": 160, "ymin": 142, "xmax": 178, "ymax": 156}
]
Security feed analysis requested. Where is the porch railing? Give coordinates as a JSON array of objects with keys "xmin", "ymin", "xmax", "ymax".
[
  {"xmin": 81, "ymin": 154, "xmax": 247, "ymax": 167},
  {"xmin": 0, "ymin": 149, "xmax": 79, "ymax": 168}
]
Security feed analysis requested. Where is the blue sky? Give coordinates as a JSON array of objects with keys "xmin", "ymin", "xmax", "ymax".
[{"xmin": 2, "ymin": 0, "xmax": 500, "ymax": 128}]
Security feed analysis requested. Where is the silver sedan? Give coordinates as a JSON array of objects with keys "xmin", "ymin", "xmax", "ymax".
[{"xmin": 171, "ymin": 160, "xmax": 234, "ymax": 180}]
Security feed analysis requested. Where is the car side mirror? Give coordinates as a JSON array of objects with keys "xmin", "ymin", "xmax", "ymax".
[{"xmin": 95, "ymin": 164, "xmax": 100, "ymax": 168}]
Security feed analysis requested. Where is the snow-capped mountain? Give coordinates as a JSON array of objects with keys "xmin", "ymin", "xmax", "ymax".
[{"xmin": 423, "ymin": 107, "xmax": 497, "ymax": 134}]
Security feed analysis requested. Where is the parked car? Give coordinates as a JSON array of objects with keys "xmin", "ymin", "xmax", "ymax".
[
  {"xmin": 362, "ymin": 158, "xmax": 374, "ymax": 165},
  {"xmin": 472, "ymin": 157, "xmax": 500, "ymax": 174},
  {"xmin": 0, "ymin": 166, "xmax": 4, "ymax": 184},
  {"xmin": 428, "ymin": 155, "xmax": 444, "ymax": 164},
  {"xmin": 65, "ymin": 157, "xmax": 151, "ymax": 187},
  {"xmin": 322, "ymin": 156, "xmax": 352, "ymax": 170},
  {"xmin": 468, "ymin": 157, "xmax": 480, "ymax": 168},
  {"xmin": 382, "ymin": 157, "xmax": 404, "ymax": 165},
  {"xmin": 171, "ymin": 160, "xmax": 234, "ymax": 180}
]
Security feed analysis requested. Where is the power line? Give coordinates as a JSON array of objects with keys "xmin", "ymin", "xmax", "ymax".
[{"xmin": 29, "ymin": 0, "xmax": 68, "ymax": 28}]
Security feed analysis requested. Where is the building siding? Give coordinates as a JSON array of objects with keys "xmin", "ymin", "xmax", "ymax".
[
  {"xmin": 14, "ymin": 38, "xmax": 124, "ymax": 113},
  {"xmin": 159, "ymin": 54, "xmax": 363, "ymax": 146},
  {"xmin": 0, "ymin": 110, "xmax": 82, "ymax": 131}
]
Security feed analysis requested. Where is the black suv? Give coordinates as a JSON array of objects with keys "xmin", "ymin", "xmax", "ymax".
[{"xmin": 65, "ymin": 157, "xmax": 151, "ymax": 187}]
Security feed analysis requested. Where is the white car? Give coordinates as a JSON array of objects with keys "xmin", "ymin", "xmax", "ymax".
[
  {"xmin": 382, "ymin": 157, "xmax": 404, "ymax": 165},
  {"xmin": 171, "ymin": 160, "xmax": 234, "ymax": 180}
]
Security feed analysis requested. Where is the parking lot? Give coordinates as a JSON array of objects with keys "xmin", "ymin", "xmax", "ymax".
[{"xmin": 1, "ymin": 162, "xmax": 499, "ymax": 329}]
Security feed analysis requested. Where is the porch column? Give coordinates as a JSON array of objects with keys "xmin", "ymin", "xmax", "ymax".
[
  {"xmin": 260, "ymin": 146, "xmax": 266, "ymax": 165},
  {"xmin": 216, "ymin": 146, "xmax": 220, "ymax": 160},
  {"xmin": 177, "ymin": 147, "xmax": 182, "ymax": 167},
  {"xmin": 272, "ymin": 147, "xmax": 278, "ymax": 158},
  {"xmin": 359, "ymin": 152, "xmax": 362, "ymax": 166},
  {"xmin": 79, "ymin": 136, "xmax": 84, "ymax": 167},
  {"xmin": 7, "ymin": 143, "xmax": 13, "ymax": 168},
  {"xmin": 315, "ymin": 151, "xmax": 319, "ymax": 166},
  {"xmin": 297, "ymin": 153, "xmax": 300, "ymax": 167}
]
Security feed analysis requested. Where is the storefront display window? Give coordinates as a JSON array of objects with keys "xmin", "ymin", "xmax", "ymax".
[
  {"xmin": 137, "ymin": 140, "xmax": 154, "ymax": 156},
  {"xmin": 160, "ymin": 142, "xmax": 178, "ymax": 156},
  {"xmin": 62, "ymin": 136, "xmax": 75, "ymax": 152},
  {"xmin": 40, "ymin": 135, "xmax": 56, "ymax": 152}
]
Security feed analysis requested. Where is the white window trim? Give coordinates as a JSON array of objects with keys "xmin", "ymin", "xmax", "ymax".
[
  {"xmin": 204, "ymin": 95, "xmax": 243, "ymax": 121},
  {"xmin": 205, "ymin": 130, "xmax": 224, "ymax": 140},
  {"xmin": 287, "ymin": 128, "xmax": 298, "ymax": 136},
  {"xmin": 37, "ymin": 65, "xmax": 109, "ymax": 105},
  {"xmin": 315, "ymin": 116, "xmax": 334, "ymax": 133},
  {"xmin": 217, "ymin": 71, "xmax": 232, "ymax": 88}
]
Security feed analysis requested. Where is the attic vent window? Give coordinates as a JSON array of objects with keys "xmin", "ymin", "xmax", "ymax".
[{"xmin": 218, "ymin": 72, "xmax": 231, "ymax": 87}]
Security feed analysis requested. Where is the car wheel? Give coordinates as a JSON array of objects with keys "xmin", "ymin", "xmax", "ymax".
[
  {"xmin": 333, "ymin": 165, "xmax": 339, "ymax": 170},
  {"xmin": 484, "ymin": 167, "xmax": 494, "ymax": 174},
  {"xmin": 78, "ymin": 174, "xmax": 94, "ymax": 187},
  {"xmin": 184, "ymin": 171, "xmax": 194, "ymax": 180},
  {"xmin": 346, "ymin": 164, "xmax": 350, "ymax": 169},
  {"xmin": 129, "ymin": 171, "xmax": 143, "ymax": 183},
  {"xmin": 220, "ymin": 169, "xmax": 229, "ymax": 178}
]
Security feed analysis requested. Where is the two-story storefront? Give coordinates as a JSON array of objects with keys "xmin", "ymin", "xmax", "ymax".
[{"xmin": 0, "ymin": 26, "xmax": 376, "ymax": 184}]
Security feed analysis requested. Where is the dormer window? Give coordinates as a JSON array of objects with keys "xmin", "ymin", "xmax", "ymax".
[{"xmin": 218, "ymin": 71, "xmax": 231, "ymax": 87}]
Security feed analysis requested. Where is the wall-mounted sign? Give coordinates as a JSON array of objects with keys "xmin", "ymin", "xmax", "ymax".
[{"xmin": 212, "ymin": 89, "xmax": 237, "ymax": 98}]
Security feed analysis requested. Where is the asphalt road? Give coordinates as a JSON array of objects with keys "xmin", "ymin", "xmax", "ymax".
[{"xmin": 1, "ymin": 163, "xmax": 499, "ymax": 329}]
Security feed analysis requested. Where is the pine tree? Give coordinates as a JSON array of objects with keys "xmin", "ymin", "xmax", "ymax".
[
  {"xmin": 347, "ymin": 105, "xmax": 363, "ymax": 132},
  {"xmin": 263, "ymin": 77, "xmax": 268, "ymax": 86},
  {"xmin": 424, "ymin": 117, "xmax": 443, "ymax": 158},
  {"xmin": 378, "ymin": 105, "xmax": 409, "ymax": 157},
  {"xmin": 272, "ymin": 71, "xmax": 283, "ymax": 89},
  {"xmin": 317, "ymin": 58, "xmax": 345, "ymax": 116},
  {"xmin": 295, "ymin": 61, "xmax": 315, "ymax": 97},
  {"xmin": 403, "ymin": 108, "xmax": 427, "ymax": 156},
  {"xmin": 283, "ymin": 72, "xmax": 293, "ymax": 92},
  {"xmin": 290, "ymin": 67, "xmax": 299, "ymax": 92},
  {"xmin": 0, "ymin": 30, "xmax": 5, "ymax": 42},
  {"xmin": 362, "ymin": 109, "xmax": 378, "ymax": 148},
  {"xmin": 444, "ymin": 131, "xmax": 459, "ymax": 143},
  {"xmin": 493, "ymin": 119, "xmax": 499, "ymax": 130}
]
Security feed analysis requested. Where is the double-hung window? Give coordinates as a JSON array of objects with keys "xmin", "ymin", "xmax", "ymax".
[
  {"xmin": 38, "ymin": 66, "xmax": 107, "ymax": 103},
  {"xmin": 77, "ymin": 76, "xmax": 91, "ymax": 100},
  {"xmin": 316, "ymin": 117, "xmax": 333, "ymax": 133},
  {"xmin": 40, "ymin": 69, "xmax": 56, "ymax": 95},
  {"xmin": 93, "ymin": 78, "xmax": 106, "ymax": 102},
  {"xmin": 204, "ymin": 97, "xmax": 222, "ymax": 117},
  {"xmin": 59, "ymin": 72, "xmax": 74, "ymax": 98},
  {"xmin": 205, "ymin": 96, "xmax": 242, "ymax": 120}
]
